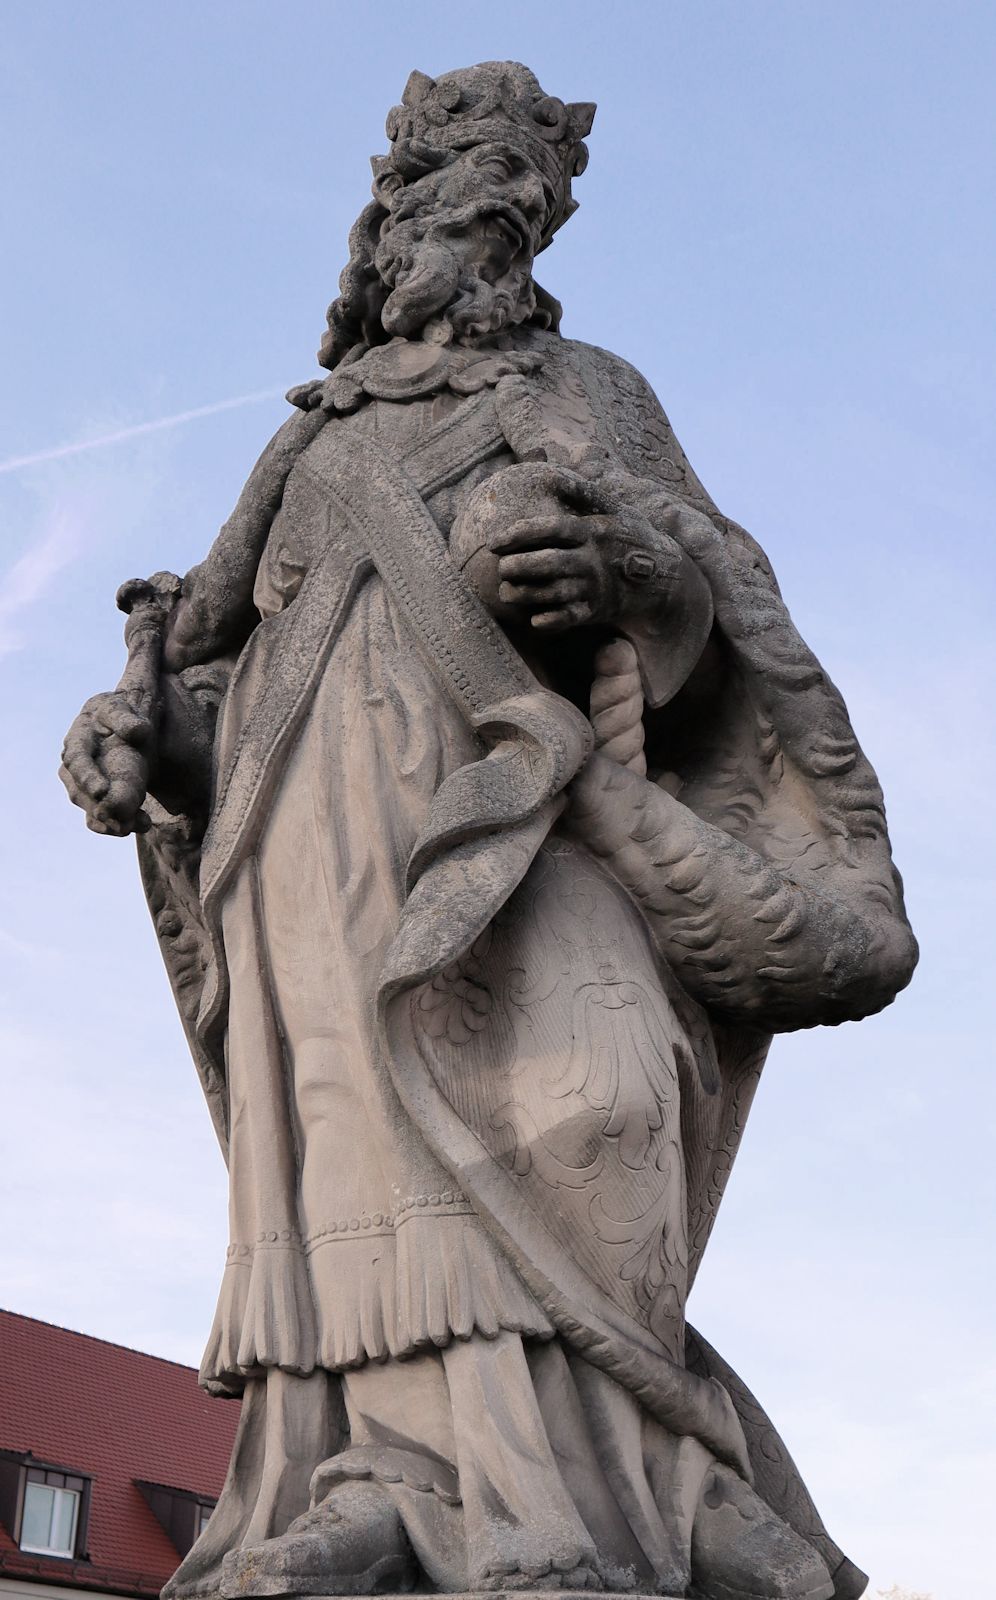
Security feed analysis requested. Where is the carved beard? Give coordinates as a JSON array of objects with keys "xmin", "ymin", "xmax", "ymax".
[{"xmin": 375, "ymin": 199, "xmax": 537, "ymax": 342}]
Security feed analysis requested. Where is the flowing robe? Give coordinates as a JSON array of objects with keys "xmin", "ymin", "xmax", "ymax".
[{"xmin": 140, "ymin": 330, "xmax": 913, "ymax": 1596}]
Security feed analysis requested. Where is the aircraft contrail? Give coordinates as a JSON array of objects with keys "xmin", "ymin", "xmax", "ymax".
[{"xmin": 0, "ymin": 387, "xmax": 287, "ymax": 476}]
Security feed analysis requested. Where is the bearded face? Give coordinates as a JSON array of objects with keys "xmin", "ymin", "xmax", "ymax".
[{"xmin": 372, "ymin": 143, "xmax": 552, "ymax": 342}]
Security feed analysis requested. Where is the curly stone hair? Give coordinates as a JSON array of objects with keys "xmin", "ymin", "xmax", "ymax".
[{"xmin": 317, "ymin": 62, "xmax": 593, "ymax": 369}]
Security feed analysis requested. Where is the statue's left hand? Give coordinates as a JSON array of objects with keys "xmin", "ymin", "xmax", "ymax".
[{"xmin": 488, "ymin": 471, "xmax": 686, "ymax": 634}]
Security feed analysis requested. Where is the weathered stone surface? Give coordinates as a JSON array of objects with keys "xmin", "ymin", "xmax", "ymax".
[{"xmin": 61, "ymin": 58, "xmax": 914, "ymax": 1600}]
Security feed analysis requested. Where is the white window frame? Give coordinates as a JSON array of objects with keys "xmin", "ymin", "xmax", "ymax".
[{"xmin": 19, "ymin": 1480, "xmax": 81, "ymax": 1558}]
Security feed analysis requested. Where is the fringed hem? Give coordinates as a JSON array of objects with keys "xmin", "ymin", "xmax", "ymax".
[
  {"xmin": 200, "ymin": 1213, "xmax": 553, "ymax": 1386},
  {"xmin": 199, "ymin": 1245, "xmax": 317, "ymax": 1387}
]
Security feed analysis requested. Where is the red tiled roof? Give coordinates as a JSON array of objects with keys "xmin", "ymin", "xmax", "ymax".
[{"xmin": 0, "ymin": 1310, "xmax": 239, "ymax": 1597}]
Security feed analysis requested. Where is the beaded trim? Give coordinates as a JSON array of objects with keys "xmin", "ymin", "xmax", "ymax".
[{"xmin": 224, "ymin": 1192, "xmax": 474, "ymax": 1258}]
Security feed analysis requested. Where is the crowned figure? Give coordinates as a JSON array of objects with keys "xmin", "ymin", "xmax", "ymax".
[{"xmin": 61, "ymin": 60, "xmax": 915, "ymax": 1600}]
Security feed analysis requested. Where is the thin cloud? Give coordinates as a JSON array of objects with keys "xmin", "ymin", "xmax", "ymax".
[
  {"xmin": 0, "ymin": 512, "xmax": 79, "ymax": 657},
  {"xmin": 0, "ymin": 927, "xmax": 63, "ymax": 964},
  {"xmin": 0, "ymin": 386, "xmax": 288, "ymax": 656},
  {"xmin": 0, "ymin": 387, "xmax": 286, "ymax": 476}
]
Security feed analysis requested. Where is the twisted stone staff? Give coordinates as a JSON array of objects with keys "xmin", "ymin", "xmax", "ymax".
[{"xmin": 590, "ymin": 637, "xmax": 647, "ymax": 774}]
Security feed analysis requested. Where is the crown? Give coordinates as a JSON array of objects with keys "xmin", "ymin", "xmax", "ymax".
[{"xmin": 375, "ymin": 61, "xmax": 595, "ymax": 248}]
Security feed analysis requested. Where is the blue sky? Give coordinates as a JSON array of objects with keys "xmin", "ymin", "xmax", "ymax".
[{"xmin": 1, "ymin": 5, "xmax": 993, "ymax": 1596}]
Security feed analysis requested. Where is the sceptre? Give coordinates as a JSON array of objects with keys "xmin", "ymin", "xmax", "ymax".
[{"xmin": 90, "ymin": 570, "xmax": 181, "ymax": 834}]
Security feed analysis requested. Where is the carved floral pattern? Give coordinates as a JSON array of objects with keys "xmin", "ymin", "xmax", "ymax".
[
  {"xmin": 415, "ymin": 931, "xmax": 493, "ymax": 1046},
  {"xmin": 551, "ymin": 980, "xmax": 677, "ymax": 1171}
]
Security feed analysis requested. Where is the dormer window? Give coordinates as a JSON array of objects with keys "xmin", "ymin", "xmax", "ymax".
[
  {"xmin": 19, "ymin": 1467, "xmax": 85, "ymax": 1557},
  {"xmin": 135, "ymin": 1481, "xmax": 216, "ymax": 1557}
]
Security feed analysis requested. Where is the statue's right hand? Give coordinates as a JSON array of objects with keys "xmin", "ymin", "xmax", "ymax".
[{"xmin": 59, "ymin": 692, "xmax": 155, "ymax": 837}]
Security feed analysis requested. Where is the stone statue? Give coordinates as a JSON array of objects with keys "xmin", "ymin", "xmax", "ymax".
[{"xmin": 60, "ymin": 61, "xmax": 916, "ymax": 1600}]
